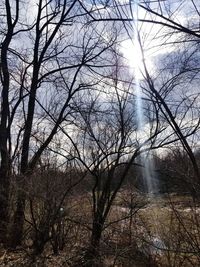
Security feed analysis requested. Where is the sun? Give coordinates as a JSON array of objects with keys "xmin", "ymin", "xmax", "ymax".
[
  {"xmin": 121, "ymin": 39, "xmax": 142, "ymax": 71},
  {"xmin": 120, "ymin": 38, "xmax": 154, "ymax": 80}
]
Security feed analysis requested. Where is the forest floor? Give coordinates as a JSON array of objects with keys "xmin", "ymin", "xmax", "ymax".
[{"xmin": 0, "ymin": 193, "xmax": 198, "ymax": 267}]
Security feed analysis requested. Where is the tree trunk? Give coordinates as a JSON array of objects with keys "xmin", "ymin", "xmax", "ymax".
[
  {"xmin": 0, "ymin": 86, "xmax": 10, "ymax": 242},
  {"xmin": 0, "ymin": 165, "xmax": 10, "ymax": 243},
  {"xmin": 9, "ymin": 175, "xmax": 26, "ymax": 248},
  {"xmin": 9, "ymin": 51, "xmax": 40, "ymax": 248},
  {"xmin": 82, "ymin": 215, "xmax": 104, "ymax": 267},
  {"xmin": 9, "ymin": 194, "xmax": 25, "ymax": 247},
  {"xmin": 0, "ymin": 15, "xmax": 14, "ymax": 244}
]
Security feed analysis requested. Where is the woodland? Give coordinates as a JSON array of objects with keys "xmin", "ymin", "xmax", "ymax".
[{"xmin": 0, "ymin": 0, "xmax": 200, "ymax": 266}]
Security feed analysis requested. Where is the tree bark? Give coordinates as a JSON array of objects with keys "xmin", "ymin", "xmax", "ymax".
[
  {"xmin": 0, "ymin": 167, "xmax": 10, "ymax": 243},
  {"xmin": 82, "ymin": 213, "xmax": 104, "ymax": 267},
  {"xmin": 0, "ymin": 0, "xmax": 16, "ymax": 243}
]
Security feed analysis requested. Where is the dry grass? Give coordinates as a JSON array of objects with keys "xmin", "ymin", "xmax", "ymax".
[{"xmin": 1, "ymin": 192, "xmax": 200, "ymax": 267}]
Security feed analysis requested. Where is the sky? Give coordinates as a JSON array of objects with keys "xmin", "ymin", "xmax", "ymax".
[{"xmin": 1, "ymin": 0, "xmax": 200, "ymax": 166}]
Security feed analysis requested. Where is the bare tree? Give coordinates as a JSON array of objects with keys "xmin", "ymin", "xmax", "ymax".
[
  {"xmin": 53, "ymin": 56, "xmax": 168, "ymax": 266},
  {"xmin": 79, "ymin": 0, "xmax": 200, "ymax": 185},
  {"xmin": 1, "ymin": 1, "xmax": 200, "ymax": 261},
  {"xmin": 0, "ymin": 0, "xmax": 120, "ymax": 247},
  {"xmin": 0, "ymin": 0, "xmax": 20, "ymax": 242}
]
